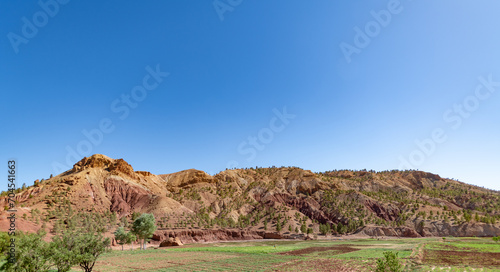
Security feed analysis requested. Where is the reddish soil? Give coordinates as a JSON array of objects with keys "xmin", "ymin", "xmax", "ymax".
[
  {"xmin": 279, "ymin": 245, "xmax": 359, "ymax": 256},
  {"xmin": 423, "ymin": 249, "xmax": 500, "ymax": 267}
]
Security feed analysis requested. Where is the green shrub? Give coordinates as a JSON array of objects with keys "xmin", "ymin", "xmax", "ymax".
[
  {"xmin": 319, "ymin": 223, "xmax": 331, "ymax": 235},
  {"xmin": 0, "ymin": 231, "xmax": 53, "ymax": 272},
  {"xmin": 114, "ymin": 226, "xmax": 136, "ymax": 251},
  {"xmin": 376, "ymin": 251, "xmax": 403, "ymax": 272},
  {"xmin": 0, "ymin": 232, "xmax": 9, "ymax": 254}
]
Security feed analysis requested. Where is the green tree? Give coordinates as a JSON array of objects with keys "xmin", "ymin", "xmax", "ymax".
[
  {"xmin": 276, "ymin": 220, "xmax": 282, "ymax": 232},
  {"xmin": 337, "ymin": 222, "xmax": 346, "ymax": 234},
  {"xmin": 463, "ymin": 210, "xmax": 472, "ymax": 222},
  {"xmin": 131, "ymin": 213, "xmax": 157, "ymax": 250},
  {"xmin": 126, "ymin": 232, "xmax": 137, "ymax": 250},
  {"xmin": 300, "ymin": 222, "xmax": 307, "ymax": 233},
  {"xmin": 114, "ymin": 226, "xmax": 136, "ymax": 251},
  {"xmin": 375, "ymin": 251, "xmax": 402, "ymax": 272},
  {"xmin": 131, "ymin": 212, "xmax": 142, "ymax": 221},
  {"xmin": 319, "ymin": 223, "xmax": 331, "ymax": 235},
  {"xmin": 73, "ymin": 231, "xmax": 111, "ymax": 272},
  {"xmin": 1, "ymin": 231, "xmax": 53, "ymax": 272},
  {"xmin": 50, "ymin": 230, "xmax": 79, "ymax": 272},
  {"xmin": 306, "ymin": 227, "xmax": 313, "ymax": 234},
  {"xmin": 493, "ymin": 236, "xmax": 500, "ymax": 243},
  {"xmin": 51, "ymin": 211, "xmax": 111, "ymax": 272},
  {"xmin": 114, "ymin": 226, "xmax": 128, "ymax": 251},
  {"xmin": 0, "ymin": 232, "xmax": 9, "ymax": 254}
]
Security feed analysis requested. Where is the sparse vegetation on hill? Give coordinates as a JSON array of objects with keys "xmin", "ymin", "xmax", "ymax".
[{"xmin": 1, "ymin": 154, "xmax": 499, "ymax": 254}]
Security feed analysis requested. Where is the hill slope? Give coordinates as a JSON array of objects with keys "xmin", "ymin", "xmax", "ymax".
[{"xmin": 2, "ymin": 154, "xmax": 500, "ymax": 244}]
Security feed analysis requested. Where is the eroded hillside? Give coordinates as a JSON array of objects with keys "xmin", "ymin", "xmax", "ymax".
[{"xmin": 1, "ymin": 154, "xmax": 500, "ymax": 244}]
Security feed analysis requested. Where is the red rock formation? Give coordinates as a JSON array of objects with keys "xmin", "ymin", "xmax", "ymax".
[
  {"xmin": 152, "ymin": 229, "xmax": 290, "ymax": 244},
  {"xmin": 268, "ymin": 193, "xmax": 333, "ymax": 225},
  {"xmin": 364, "ymin": 199, "xmax": 400, "ymax": 221},
  {"xmin": 104, "ymin": 178, "xmax": 151, "ymax": 215}
]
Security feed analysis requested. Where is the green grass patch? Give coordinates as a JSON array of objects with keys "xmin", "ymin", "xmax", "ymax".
[
  {"xmin": 166, "ymin": 244, "xmax": 307, "ymax": 254},
  {"xmin": 334, "ymin": 247, "xmax": 412, "ymax": 260}
]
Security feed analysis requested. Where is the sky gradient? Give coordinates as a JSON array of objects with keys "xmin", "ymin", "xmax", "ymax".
[{"xmin": 1, "ymin": 0, "xmax": 499, "ymax": 191}]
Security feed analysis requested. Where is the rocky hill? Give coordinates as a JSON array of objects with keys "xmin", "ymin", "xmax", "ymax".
[{"xmin": 1, "ymin": 154, "xmax": 500, "ymax": 245}]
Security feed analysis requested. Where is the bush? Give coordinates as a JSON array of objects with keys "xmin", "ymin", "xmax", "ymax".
[
  {"xmin": 50, "ymin": 230, "xmax": 79, "ymax": 272},
  {"xmin": 319, "ymin": 223, "xmax": 331, "ymax": 235},
  {"xmin": 376, "ymin": 251, "xmax": 403, "ymax": 272},
  {"xmin": 2, "ymin": 212, "xmax": 111, "ymax": 272},
  {"xmin": 300, "ymin": 223, "xmax": 306, "ymax": 233},
  {"xmin": 1, "ymin": 231, "xmax": 53, "ymax": 272},
  {"xmin": 0, "ymin": 232, "xmax": 9, "ymax": 254}
]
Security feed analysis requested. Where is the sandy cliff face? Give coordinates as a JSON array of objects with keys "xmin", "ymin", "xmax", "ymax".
[{"xmin": 2, "ymin": 154, "xmax": 499, "ymax": 244}]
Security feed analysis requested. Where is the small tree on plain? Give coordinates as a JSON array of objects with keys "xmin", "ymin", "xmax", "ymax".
[
  {"xmin": 375, "ymin": 251, "xmax": 403, "ymax": 272},
  {"xmin": 114, "ymin": 226, "xmax": 128, "ymax": 251},
  {"xmin": 131, "ymin": 213, "xmax": 157, "ymax": 250},
  {"xmin": 127, "ymin": 232, "xmax": 137, "ymax": 250},
  {"xmin": 74, "ymin": 231, "xmax": 111, "ymax": 272},
  {"xmin": 114, "ymin": 226, "xmax": 137, "ymax": 251}
]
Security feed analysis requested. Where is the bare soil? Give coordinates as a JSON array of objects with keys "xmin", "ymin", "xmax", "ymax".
[{"xmin": 423, "ymin": 249, "xmax": 500, "ymax": 267}]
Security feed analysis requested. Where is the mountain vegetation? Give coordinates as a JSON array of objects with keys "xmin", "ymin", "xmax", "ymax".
[{"xmin": 1, "ymin": 154, "xmax": 499, "ymax": 251}]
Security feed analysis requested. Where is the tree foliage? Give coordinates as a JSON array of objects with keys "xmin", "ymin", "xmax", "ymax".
[
  {"xmin": 375, "ymin": 251, "xmax": 403, "ymax": 272},
  {"xmin": 1, "ymin": 212, "xmax": 111, "ymax": 272},
  {"xmin": 114, "ymin": 226, "xmax": 136, "ymax": 251},
  {"xmin": 50, "ymin": 230, "xmax": 79, "ymax": 272},
  {"xmin": 0, "ymin": 232, "xmax": 10, "ymax": 254},
  {"xmin": 73, "ymin": 231, "xmax": 110, "ymax": 272},
  {"xmin": 131, "ymin": 213, "xmax": 157, "ymax": 250},
  {"xmin": 1, "ymin": 231, "xmax": 53, "ymax": 272},
  {"xmin": 319, "ymin": 223, "xmax": 331, "ymax": 235}
]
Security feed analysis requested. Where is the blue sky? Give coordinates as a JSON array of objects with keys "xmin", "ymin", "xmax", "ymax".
[{"xmin": 1, "ymin": 0, "xmax": 499, "ymax": 191}]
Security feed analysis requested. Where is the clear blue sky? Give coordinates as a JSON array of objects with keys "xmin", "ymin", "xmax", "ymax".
[{"xmin": 1, "ymin": 0, "xmax": 499, "ymax": 191}]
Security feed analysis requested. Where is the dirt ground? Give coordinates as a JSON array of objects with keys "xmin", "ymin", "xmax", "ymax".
[{"xmin": 423, "ymin": 249, "xmax": 500, "ymax": 267}]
